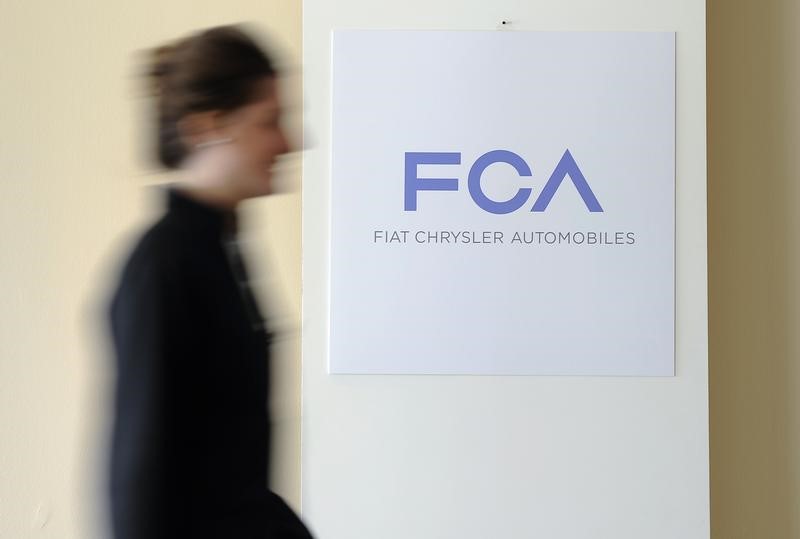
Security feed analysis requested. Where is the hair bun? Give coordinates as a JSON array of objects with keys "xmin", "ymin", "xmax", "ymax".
[{"xmin": 148, "ymin": 44, "xmax": 178, "ymax": 98}]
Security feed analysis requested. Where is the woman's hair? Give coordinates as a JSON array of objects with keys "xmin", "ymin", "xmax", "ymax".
[{"xmin": 147, "ymin": 25, "xmax": 276, "ymax": 169}]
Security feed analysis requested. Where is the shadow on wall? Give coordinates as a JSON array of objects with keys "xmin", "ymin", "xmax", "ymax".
[{"xmin": 708, "ymin": 0, "xmax": 800, "ymax": 538}]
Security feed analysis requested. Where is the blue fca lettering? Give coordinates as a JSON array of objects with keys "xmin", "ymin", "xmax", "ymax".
[{"xmin": 404, "ymin": 150, "xmax": 603, "ymax": 214}]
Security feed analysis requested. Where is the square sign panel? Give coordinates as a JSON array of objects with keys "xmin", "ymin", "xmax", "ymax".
[{"xmin": 330, "ymin": 31, "xmax": 675, "ymax": 375}]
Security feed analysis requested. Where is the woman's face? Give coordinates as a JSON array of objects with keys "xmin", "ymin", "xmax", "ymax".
[{"xmin": 194, "ymin": 77, "xmax": 290, "ymax": 201}]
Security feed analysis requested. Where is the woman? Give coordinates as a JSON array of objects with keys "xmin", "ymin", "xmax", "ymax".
[{"xmin": 108, "ymin": 25, "xmax": 312, "ymax": 539}]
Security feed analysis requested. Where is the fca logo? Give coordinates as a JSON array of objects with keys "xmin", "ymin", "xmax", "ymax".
[{"xmin": 404, "ymin": 149, "xmax": 603, "ymax": 214}]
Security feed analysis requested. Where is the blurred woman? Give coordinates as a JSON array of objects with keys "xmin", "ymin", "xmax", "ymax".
[{"xmin": 107, "ymin": 25, "xmax": 312, "ymax": 539}]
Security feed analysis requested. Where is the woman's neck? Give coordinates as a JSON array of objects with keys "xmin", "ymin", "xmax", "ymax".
[
  {"xmin": 174, "ymin": 151, "xmax": 244, "ymax": 210},
  {"xmin": 172, "ymin": 170, "xmax": 242, "ymax": 211},
  {"xmin": 174, "ymin": 184, "xmax": 240, "ymax": 211}
]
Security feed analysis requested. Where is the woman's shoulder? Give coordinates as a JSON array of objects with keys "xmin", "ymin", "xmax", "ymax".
[
  {"xmin": 110, "ymin": 214, "xmax": 195, "ymax": 299},
  {"xmin": 108, "ymin": 194, "xmax": 225, "ymax": 312},
  {"xmin": 123, "ymin": 215, "xmax": 184, "ymax": 269}
]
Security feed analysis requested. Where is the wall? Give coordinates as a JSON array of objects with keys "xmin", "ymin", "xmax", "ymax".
[
  {"xmin": 0, "ymin": 2, "xmax": 302, "ymax": 537},
  {"xmin": 5, "ymin": 0, "xmax": 800, "ymax": 536},
  {"xmin": 301, "ymin": 1, "xmax": 708, "ymax": 538},
  {"xmin": 707, "ymin": 1, "xmax": 800, "ymax": 537}
]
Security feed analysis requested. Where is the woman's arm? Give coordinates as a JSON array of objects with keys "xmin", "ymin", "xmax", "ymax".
[{"xmin": 108, "ymin": 251, "xmax": 173, "ymax": 539}]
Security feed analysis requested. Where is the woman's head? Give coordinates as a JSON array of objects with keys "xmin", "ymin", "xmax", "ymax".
[{"xmin": 149, "ymin": 25, "xmax": 290, "ymax": 201}]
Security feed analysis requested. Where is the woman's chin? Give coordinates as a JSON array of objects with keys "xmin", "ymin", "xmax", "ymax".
[{"xmin": 250, "ymin": 178, "xmax": 272, "ymax": 198}]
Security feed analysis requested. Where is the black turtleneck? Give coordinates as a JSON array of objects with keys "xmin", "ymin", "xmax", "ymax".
[{"xmin": 108, "ymin": 187, "xmax": 311, "ymax": 539}]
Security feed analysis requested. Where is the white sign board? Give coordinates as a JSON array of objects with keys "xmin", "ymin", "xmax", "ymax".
[{"xmin": 330, "ymin": 30, "xmax": 675, "ymax": 375}]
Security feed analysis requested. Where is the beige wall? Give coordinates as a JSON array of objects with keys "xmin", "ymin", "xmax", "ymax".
[
  {"xmin": 0, "ymin": 2, "xmax": 302, "ymax": 537},
  {"xmin": 708, "ymin": 0, "xmax": 800, "ymax": 537}
]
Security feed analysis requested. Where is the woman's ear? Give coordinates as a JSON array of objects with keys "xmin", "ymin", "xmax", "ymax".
[{"xmin": 177, "ymin": 111, "xmax": 226, "ymax": 149}]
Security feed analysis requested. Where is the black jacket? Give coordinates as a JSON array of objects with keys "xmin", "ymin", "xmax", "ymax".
[{"xmin": 108, "ymin": 187, "xmax": 311, "ymax": 539}]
